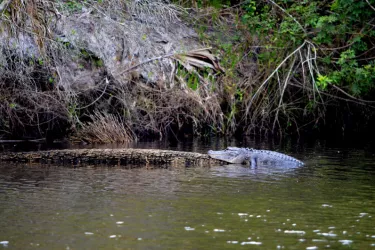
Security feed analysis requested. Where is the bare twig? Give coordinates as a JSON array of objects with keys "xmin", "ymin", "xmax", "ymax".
[
  {"xmin": 272, "ymin": 57, "xmax": 296, "ymax": 131},
  {"xmin": 246, "ymin": 40, "xmax": 307, "ymax": 115},
  {"xmin": 114, "ymin": 53, "xmax": 175, "ymax": 77},
  {"xmin": 266, "ymin": 0, "xmax": 306, "ymax": 34},
  {"xmin": 76, "ymin": 78, "xmax": 110, "ymax": 110},
  {"xmin": 331, "ymin": 84, "xmax": 375, "ymax": 103},
  {"xmin": 365, "ymin": 0, "xmax": 375, "ymax": 12},
  {"xmin": 289, "ymin": 82, "xmax": 375, "ymax": 108}
]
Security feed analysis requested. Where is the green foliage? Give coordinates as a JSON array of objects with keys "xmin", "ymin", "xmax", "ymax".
[
  {"xmin": 48, "ymin": 77, "xmax": 54, "ymax": 84},
  {"xmin": 61, "ymin": 0, "xmax": 83, "ymax": 12},
  {"xmin": 38, "ymin": 58, "xmax": 44, "ymax": 66},
  {"xmin": 187, "ymin": 73, "xmax": 199, "ymax": 90},
  {"xmin": 316, "ymin": 74, "xmax": 332, "ymax": 91},
  {"xmin": 79, "ymin": 49, "xmax": 104, "ymax": 68},
  {"xmin": 220, "ymin": 43, "xmax": 240, "ymax": 70},
  {"xmin": 68, "ymin": 103, "xmax": 79, "ymax": 120},
  {"xmin": 172, "ymin": 0, "xmax": 233, "ymax": 8},
  {"xmin": 243, "ymin": 3, "xmax": 277, "ymax": 37},
  {"xmin": 57, "ymin": 0, "xmax": 103, "ymax": 13},
  {"xmin": 328, "ymin": 52, "xmax": 375, "ymax": 95},
  {"xmin": 176, "ymin": 65, "xmax": 200, "ymax": 91},
  {"xmin": 94, "ymin": 58, "xmax": 103, "ymax": 67},
  {"xmin": 242, "ymin": 0, "xmax": 375, "ymax": 97}
]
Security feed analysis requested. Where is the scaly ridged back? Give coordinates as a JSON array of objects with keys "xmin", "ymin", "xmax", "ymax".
[{"xmin": 244, "ymin": 148, "xmax": 303, "ymax": 165}]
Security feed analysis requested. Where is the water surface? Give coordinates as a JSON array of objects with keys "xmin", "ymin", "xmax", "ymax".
[{"xmin": 0, "ymin": 142, "xmax": 374, "ymax": 249}]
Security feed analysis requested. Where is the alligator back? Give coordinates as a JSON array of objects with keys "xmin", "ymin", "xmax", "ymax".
[{"xmin": 248, "ymin": 148, "xmax": 304, "ymax": 166}]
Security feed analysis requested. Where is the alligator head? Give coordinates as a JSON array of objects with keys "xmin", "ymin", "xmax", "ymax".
[{"xmin": 208, "ymin": 147, "xmax": 251, "ymax": 164}]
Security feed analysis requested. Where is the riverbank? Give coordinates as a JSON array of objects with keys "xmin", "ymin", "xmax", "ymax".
[{"xmin": 0, "ymin": 1, "xmax": 374, "ymax": 142}]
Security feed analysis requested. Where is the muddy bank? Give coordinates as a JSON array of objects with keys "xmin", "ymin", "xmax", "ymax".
[{"xmin": 0, "ymin": 0, "xmax": 223, "ymax": 142}]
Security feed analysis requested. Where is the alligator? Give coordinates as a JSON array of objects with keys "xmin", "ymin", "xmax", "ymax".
[{"xmin": 208, "ymin": 147, "xmax": 304, "ymax": 168}]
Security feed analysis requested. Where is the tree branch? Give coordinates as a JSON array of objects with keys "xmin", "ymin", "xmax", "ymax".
[
  {"xmin": 365, "ymin": 0, "xmax": 375, "ymax": 12},
  {"xmin": 267, "ymin": 0, "xmax": 306, "ymax": 34},
  {"xmin": 331, "ymin": 84, "xmax": 375, "ymax": 103}
]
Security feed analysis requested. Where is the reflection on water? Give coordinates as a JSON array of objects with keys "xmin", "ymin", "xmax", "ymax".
[{"xmin": 0, "ymin": 141, "xmax": 374, "ymax": 249}]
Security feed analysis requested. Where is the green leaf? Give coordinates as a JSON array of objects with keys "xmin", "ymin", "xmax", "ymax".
[{"xmin": 316, "ymin": 74, "xmax": 332, "ymax": 90}]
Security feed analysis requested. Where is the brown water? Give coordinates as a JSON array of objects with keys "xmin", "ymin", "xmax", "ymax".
[{"xmin": 0, "ymin": 140, "xmax": 374, "ymax": 249}]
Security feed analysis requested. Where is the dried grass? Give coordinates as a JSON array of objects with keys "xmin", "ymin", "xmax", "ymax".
[{"xmin": 77, "ymin": 111, "xmax": 135, "ymax": 143}]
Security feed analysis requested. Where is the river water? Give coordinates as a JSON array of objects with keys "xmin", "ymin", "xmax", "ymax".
[{"xmin": 0, "ymin": 139, "xmax": 374, "ymax": 249}]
